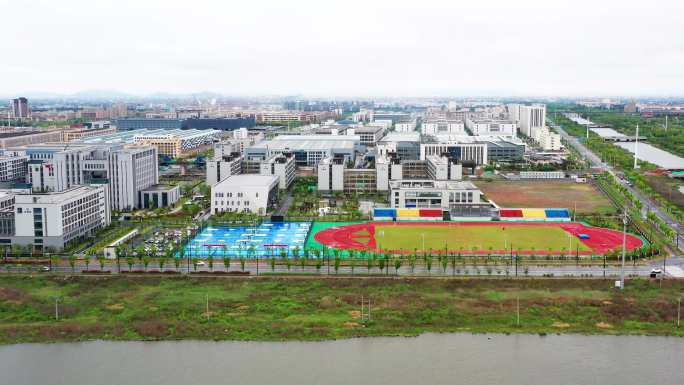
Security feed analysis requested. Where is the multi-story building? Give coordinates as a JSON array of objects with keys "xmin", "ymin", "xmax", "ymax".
[
  {"xmin": 211, "ymin": 174, "xmax": 279, "ymax": 216},
  {"xmin": 320, "ymin": 154, "xmax": 464, "ymax": 193},
  {"xmin": 420, "ymin": 142, "xmax": 488, "ymax": 165},
  {"xmin": 371, "ymin": 111, "xmax": 411, "ymax": 124},
  {"xmin": 13, "ymin": 184, "xmax": 111, "ymax": 250},
  {"xmin": 349, "ymin": 125, "xmax": 386, "ymax": 147},
  {"xmin": 9, "ymin": 98, "xmax": 29, "ymax": 119},
  {"xmin": 465, "ymin": 119, "xmax": 517, "ymax": 136},
  {"xmin": 425, "ymin": 155, "xmax": 463, "ymax": 180},
  {"xmin": 421, "ymin": 119, "xmax": 466, "ymax": 135},
  {"xmin": 394, "ymin": 120, "xmax": 417, "ymax": 132},
  {"xmin": 71, "ymin": 128, "xmax": 219, "ymax": 158},
  {"xmin": 533, "ymin": 127, "xmax": 563, "ymax": 151},
  {"xmin": 206, "ymin": 152, "xmax": 242, "ymax": 185},
  {"xmin": 377, "ymin": 132, "xmax": 421, "ymax": 160},
  {"xmin": 25, "ymin": 143, "xmax": 158, "ymax": 211},
  {"xmin": 0, "ymin": 154, "xmax": 28, "ymax": 181},
  {"xmin": 260, "ymin": 153, "xmax": 296, "ymax": 189},
  {"xmin": 140, "ymin": 184, "xmax": 181, "ymax": 209},
  {"xmin": 518, "ymin": 104, "xmax": 546, "ymax": 137},
  {"xmin": 0, "ymin": 191, "xmax": 15, "ymax": 240},
  {"xmin": 254, "ymin": 111, "xmax": 316, "ymax": 124},
  {"xmin": 317, "ymin": 156, "xmax": 346, "ymax": 192},
  {"xmin": 389, "ymin": 179, "xmax": 492, "ymax": 217},
  {"xmin": 0, "ymin": 128, "xmax": 64, "ymax": 149},
  {"xmin": 245, "ymin": 135, "xmax": 358, "ymax": 167},
  {"xmin": 115, "ymin": 117, "xmax": 255, "ymax": 131},
  {"xmin": 62, "ymin": 126, "xmax": 117, "ymax": 142}
]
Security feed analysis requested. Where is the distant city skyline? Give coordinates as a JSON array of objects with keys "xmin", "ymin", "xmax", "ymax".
[{"xmin": 2, "ymin": 0, "xmax": 684, "ymax": 98}]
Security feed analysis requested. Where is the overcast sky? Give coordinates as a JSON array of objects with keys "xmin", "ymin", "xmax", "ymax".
[{"xmin": 2, "ymin": 0, "xmax": 683, "ymax": 98}]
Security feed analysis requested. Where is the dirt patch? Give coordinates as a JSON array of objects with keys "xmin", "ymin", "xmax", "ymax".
[
  {"xmin": 319, "ymin": 296, "xmax": 339, "ymax": 309},
  {"xmin": 105, "ymin": 303, "xmax": 125, "ymax": 311},
  {"xmin": 348, "ymin": 310, "xmax": 361, "ymax": 319},
  {"xmin": 552, "ymin": 322, "xmax": 571, "ymax": 328},
  {"xmin": 0, "ymin": 287, "xmax": 25, "ymax": 303},
  {"xmin": 479, "ymin": 180, "xmax": 613, "ymax": 214},
  {"xmin": 596, "ymin": 322, "xmax": 613, "ymax": 329},
  {"xmin": 344, "ymin": 321, "xmax": 360, "ymax": 329},
  {"xmin": 133, "ymin": 320, "xmax": 169, "ymax": 338}
]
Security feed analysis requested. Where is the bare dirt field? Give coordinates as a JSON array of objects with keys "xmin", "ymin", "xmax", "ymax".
[{"xmin": 478, "ymin": 180, "xmax": 615, "ymax": 214}]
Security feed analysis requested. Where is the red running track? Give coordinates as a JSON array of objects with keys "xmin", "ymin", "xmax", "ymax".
[{"xmin": 313, "ymin": 221, "xmax": 644, "ymax": 255}]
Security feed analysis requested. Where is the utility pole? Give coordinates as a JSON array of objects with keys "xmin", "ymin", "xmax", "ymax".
[
  {"xmin": 586, "ymin": 123, "xmax": 589, "ymax": 139},
  {"xmin": 633, "ymin": 124, "xmax": 640, "ymax": 169},
  {"xmin": 678, "ymin": 298, "xmax": 681, "ymax": 328},
  {"xmin": 206, "ymin": 293, "xmax": 209, "ymax": 321},
  {"xmin": 516, "ymin": 295, "xmax": 520, "ymax": 327},
  {"xmin": 54, "ymin": 297, "xmax": 60, "ymax": 321}
]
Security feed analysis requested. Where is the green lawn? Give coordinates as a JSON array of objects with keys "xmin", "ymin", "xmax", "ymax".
[
  {"xmin": 0, "ymin": 276, "xmax": 682, "ymax": 344},
  {"xmin": 375, "ymin": 224, "xmax": 591, "ymax": 253}
]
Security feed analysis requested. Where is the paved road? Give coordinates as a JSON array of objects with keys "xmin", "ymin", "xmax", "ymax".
[
  {"xmin": 276, "ymin": 194, "xmax": 294, "ymax": 216},
  {"xmin": 1, "ymin": 260, "xmax": 669, "ymax": 278},
  {"xmin": 552, "ymin": 122, "xmax": 684, "ymax": 275}
]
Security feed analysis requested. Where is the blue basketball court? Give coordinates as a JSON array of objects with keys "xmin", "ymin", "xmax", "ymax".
[{"xmin": 183, "ymin": 222, "xmax": 312, "ymax": 258}]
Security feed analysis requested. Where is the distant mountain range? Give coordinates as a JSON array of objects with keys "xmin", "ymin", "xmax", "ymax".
[{"xmin": 1, "ymin": 90, "xmax": 231, "ymax": 101}]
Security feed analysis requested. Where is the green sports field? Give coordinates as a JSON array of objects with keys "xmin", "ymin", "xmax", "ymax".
[{"xmin": 374, "ymin": 224, "xmax": 590, "ymax": 253}]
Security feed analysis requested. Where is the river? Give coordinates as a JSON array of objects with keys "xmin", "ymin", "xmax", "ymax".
[{"xmin": 1, "ymin": 333, "xmax": 682, "ymax": 385}]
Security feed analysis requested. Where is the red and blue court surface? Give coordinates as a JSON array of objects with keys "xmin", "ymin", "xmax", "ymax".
[{"xmin": 313, "ymin": 221, "xmax": 645, "ymax": 255}]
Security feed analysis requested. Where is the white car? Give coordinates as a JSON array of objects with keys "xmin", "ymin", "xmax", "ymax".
[
  {"xmin": 40, "ymin": 266, "xmax": 51, "ymax": 272},
  {"xmin": 194, "ymin": 261, "xmax": 206, "ymax": 266}
]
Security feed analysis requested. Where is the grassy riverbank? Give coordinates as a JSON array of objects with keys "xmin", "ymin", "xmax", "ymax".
[{"xmin": 0, "ymin": 276, "xmax": 682, "ymax": 344}]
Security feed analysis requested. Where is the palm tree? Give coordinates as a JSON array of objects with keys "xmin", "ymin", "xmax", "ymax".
[
  {"xmin": 83, "ymin": 255, "xmax": 91, "ymax": 271},
  {"xmin": 142, "ymin": 256, "xmax": 151, "ymax": 271},
  {"xmin": 207, "ymin": 254, "xmax": 214, "ymax": 271},
  {"xmin": 126, "ymin": 256, "xmax": 134, "ymax": 271},
  {"xmin": 426, "ymin": 257, "xmax": 432, "ymax": 275},
  {"xmin": 239, "ymin": 257, "xmax": 246, "ymax": 271},
  {"xmin": 174, "ymin": 256, "xmax": 182, "ymax": 271},
  {"xmin": 158, "ymin": 255, "xmax": 167, "ymax": 271},
  {"xmin": 222, "ymin": 256, "xmax": 231, "ymax": 271}
]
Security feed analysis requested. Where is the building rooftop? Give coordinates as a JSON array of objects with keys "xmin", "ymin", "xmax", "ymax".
[
  {"xmin": 427, "ymin": 134, "xmax": 523, "ymax": 145},
  {"xmin": 72, "ymin": 128, "xmax": 220, "ymax": 145},
  {"xmin": 14, "ymin": 185, "xmax": 103, "ymax": 204},
  {"xmin": 389, "ymin": 179, "xmax": 479, "ymax": 190},
  {"xmin": 214, "ymin": 174, "xmax": 279, "ymax": 188},
  {"xmin": 250, "ymin": 135, "xmax": 359, "ymax": 151},
  {"xmin": 141, "ymin": 184, "xmax": 178, "ymax": 193},
  {"xmin": 379, "ymin": 132, "xmax": 420, "ymax": 143}
]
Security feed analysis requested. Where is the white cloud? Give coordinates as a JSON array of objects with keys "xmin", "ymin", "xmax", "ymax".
[{"xmin": 2, "ymin": 0, "xmax": 683, "ymax": 97}]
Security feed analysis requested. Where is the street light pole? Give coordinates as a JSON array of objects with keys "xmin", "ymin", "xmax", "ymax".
[
  {"xmin": 620, "ymin": 209, "xmax": 627, "ymax": 290},
  {"xmin": 633, "ymin": 124, "xmax": 640, "ymax": 169}
]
